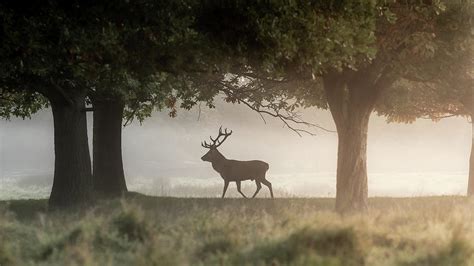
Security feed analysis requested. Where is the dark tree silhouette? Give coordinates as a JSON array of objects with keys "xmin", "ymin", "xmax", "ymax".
[{"xmin": 0, "ymin": 2, "xmax": 97, "ymax": 208}]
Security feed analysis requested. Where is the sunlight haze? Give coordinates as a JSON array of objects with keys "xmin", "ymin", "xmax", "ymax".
[{"xmin": 1, "ymin": 99, "xmax": 470, "ymax": 199}]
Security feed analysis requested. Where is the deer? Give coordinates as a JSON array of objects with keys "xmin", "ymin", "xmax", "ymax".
[{"xmin": 201, "ymin": 127, "xmax": 274, "ymax": 199}]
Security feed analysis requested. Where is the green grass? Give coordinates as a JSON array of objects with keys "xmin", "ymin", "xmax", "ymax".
[{"xmin": 1, "ymin": 195, "xmax": 474, "ymax": 265}]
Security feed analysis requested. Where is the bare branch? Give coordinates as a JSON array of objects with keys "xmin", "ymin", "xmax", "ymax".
[
  {"xmin": 197, "ymin": 102, "xmax": 202, "ymax": 121},
  {"xmin": 123, "ymin": 105, "xmax": 139, "ymax": 126},
  {"xmin": 258, "ymin": 111, "xmax": 267, "ymax": 124},
  {"xmin": 218, "ymin": 81, "xmax": 335, "ymax": 136}
]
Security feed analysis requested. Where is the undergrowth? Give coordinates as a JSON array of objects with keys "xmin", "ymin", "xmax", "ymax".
[{"xmin": 0, "ymin": 196, "xmax": 473, "ymax": 265}]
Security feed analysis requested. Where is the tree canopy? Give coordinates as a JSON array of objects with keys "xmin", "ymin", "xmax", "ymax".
[
  {"xmin": 377, "ymin": 0, "xmax": 473, "ymax": 122},
  {"xmin": 0, "ymin": 0, "xmax": 221, "ymax": 121}
]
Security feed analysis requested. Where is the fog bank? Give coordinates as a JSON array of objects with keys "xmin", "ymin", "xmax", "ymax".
[{"xmin": 0, "ymin": 99, "xmax": 471, "ymax": 199}]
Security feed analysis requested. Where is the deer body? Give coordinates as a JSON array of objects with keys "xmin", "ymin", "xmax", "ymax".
[
  {"xmin": 218, "ymin": 159, "xmax": 269, "ymax": 181},
  {"xmin": 201, "ymin": 127, "xmax": 274, "ymax": 198},
  {"xmin": 206, "ymin": 150, "xmax": 269, "ymax": 181}
]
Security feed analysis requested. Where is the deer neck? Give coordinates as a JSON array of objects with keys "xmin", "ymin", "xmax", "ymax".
[{"xmin": 211, "ymin": 150, "xmax": 228, "ymax": 173}]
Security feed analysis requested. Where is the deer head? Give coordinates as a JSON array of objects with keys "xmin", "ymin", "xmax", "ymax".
[{"xmin": 201, "ymin": 126, "xmax": 232, "ymax": 162}]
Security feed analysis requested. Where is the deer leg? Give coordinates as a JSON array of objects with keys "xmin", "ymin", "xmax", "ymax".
[
  {"xmin": 222, "ymin": 181, "xmax": 229, "ymax": 198},
  {"xmin": 251, "ymin": 181, "xmax": 262, "ymax": 198},
  {"xmin": 261, "ymin": 179, "xmax": 274, "ymax": 198},
  {"xmin": 236, "ymin": 181, "xmax": 247, "ymax": 198}
]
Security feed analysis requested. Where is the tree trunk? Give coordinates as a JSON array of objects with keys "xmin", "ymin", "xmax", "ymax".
[
  {"xmin": 466, "ymin": 85, "xmax": 473, "ymax": 195},
  {"xmin": 49, "ymin": 93, "xmax": 93, "ymax": 209},
  {"xmin": 323, "ymin": 74, "xmax": 376, "ymax": 213},
  {"xmin": 92, "ymin": 99, "xmax": 128, "ymax": 197},
  {"xmin": 467, "ymin": 114, "xmax": 474, "ymax": 196},
  {"xmin": 334, "ymin": 110, "xmax": 371, "ymax": 213}
]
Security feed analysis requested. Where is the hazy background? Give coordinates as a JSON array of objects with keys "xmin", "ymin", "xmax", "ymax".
[{"xmin": 0, "ymin": 98, "xmax": 471, "ymax": 199}]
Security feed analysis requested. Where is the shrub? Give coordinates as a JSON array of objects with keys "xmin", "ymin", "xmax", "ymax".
[
  {"xmin": 402, "ymin": 237, "xmax": 473, "ymax": 266},
  {"xmin": 242, "ymin": 227, "xmax": 365, "ymax": 266},
  {"xmin": 40, "ymin": 227, "xmax": 83, "ymax": 260},
  {"xmin": 112, "ymin": 206, "xmax": 149, "ymax": 242},
  {"xmin": 0, "ymin": 242, "xmax": 15, "ymax": 266},
  {"xmin": 197, "ymin": 235, "xmax": 238, "ymax": 260}
]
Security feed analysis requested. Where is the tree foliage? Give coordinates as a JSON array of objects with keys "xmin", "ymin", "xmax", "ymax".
[
  {"xmin": 0, "ymin": 1, "xmax": 221, "ymax": 122},
  {"xmin": 0, "ymin": 91, "xmax": 47, "ymax": 119},
  {"xmin": 377, "ymin": 0, "xmax": 473, "ymax": 123},
  {"xmin": 195, "ymin": 1, "xmax": 450, "ymax": 134}
]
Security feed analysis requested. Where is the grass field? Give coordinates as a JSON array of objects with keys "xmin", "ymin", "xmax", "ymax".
[{"xmin": 1, "ymin": 195, "xmax": 474, "ymax": 266}]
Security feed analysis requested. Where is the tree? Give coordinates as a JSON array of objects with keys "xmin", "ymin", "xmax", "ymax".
[
  {"xmin": 78, "ymin": 1, "xmax": 220, "ymax": 197},
  {"xmin": 0, "ymin": 2, "xmax": 100, "ymax": 208},
  {"xmin": 319, "ymin": 1, "xmax": 442, "ymax": 212}
]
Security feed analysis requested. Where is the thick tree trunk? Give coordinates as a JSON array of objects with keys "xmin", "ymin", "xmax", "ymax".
[
  {"xmin": 323, "ymin": 74, "xmax": 376, "ymax": 213},
  {"xmin": 92, "ymin": 99, "xmax": 127, "ymax": 197},
  {"xmin": 467, "ymin": 114, "xmax": 474, "ymax": 196},
  {"xmin": 334, "ymin": 110, "xmax": 371, "ymax": 213},
  {"xmin": 49, "ymin": 94, "xmax": 93, "ymax": 209}
]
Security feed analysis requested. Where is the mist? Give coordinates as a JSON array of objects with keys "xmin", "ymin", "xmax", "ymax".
[{"xmin": 0, "ymin": 99, "xmax": 470, "ymax": 199}]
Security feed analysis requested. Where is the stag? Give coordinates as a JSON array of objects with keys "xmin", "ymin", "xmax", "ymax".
[{"xmin": 201, "ymin": 127, "xmax": 274, "ymax": 198}]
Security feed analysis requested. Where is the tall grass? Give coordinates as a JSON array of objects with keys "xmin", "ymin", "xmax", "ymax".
[{"xmin": 0, "ymin": 195, "xmax": 473, "ymax": 265}]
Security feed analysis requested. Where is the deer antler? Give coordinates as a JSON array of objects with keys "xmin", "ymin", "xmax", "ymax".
[
  {"xmin": 201, "ymin": 141, "xmax": 212, "ymax": 148},
  {"xmin": 201, "ymin": 126, "xmax": 233, "ymax": 149}
]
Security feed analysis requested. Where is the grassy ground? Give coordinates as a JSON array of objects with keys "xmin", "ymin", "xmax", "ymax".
[{"xmin": 1, "ymin": 195, "xmax": 474, "ymax": 266}]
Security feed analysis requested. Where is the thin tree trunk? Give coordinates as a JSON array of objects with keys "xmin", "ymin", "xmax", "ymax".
[
  {"xmin": 92, "ymin": 99, "xmax": 127, "ymax": 197},
  {"xmin": 467, "ymin": 87, "xmax": 473, "ymax": 195},
  {"xmin": 49, "ymin": 93, "xmax": 93, "ymax": 209},
  {"xmin": 467, "ymin": 114, "xmax": 474, "ymax": 196}
]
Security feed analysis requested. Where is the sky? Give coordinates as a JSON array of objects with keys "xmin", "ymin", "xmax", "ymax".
[{"xmin": 0, "ymin": 98, "xmax": 471, "ymax": 199}]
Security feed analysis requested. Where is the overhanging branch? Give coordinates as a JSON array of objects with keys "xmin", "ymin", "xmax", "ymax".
[
  {"xmin": 218, "ymin": 81, "xmax": 335, "ymax": 136},
  {"xmin": 123, "ymin": 105, "xmax": 138, "ymax": 126}
]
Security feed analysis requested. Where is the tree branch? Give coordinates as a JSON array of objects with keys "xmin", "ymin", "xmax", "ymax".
[
  {"xmin": 420, "ymin": 114, "xmax": 458, "ymax": 119},
  {"xmin": 219, "ymin": 81, "xmax": 335, "ymax": 136},
  {"xmin": 197, "ymin": 102, "xmax": 202, "ymax": 121},
  {"xmin": 236, "ymin": 72, "xmax": 290, "ymax": 84},
  {"xmin": 323, "ymin": 72, "xmax": 347, "ymax": 131},
  {"xmin": 123, "ymin": 104, "xmax": 139, "ymax": 126},
  {"xmin": 49, "ymin": 79, "xmax": 74, "ymax": 106}
]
